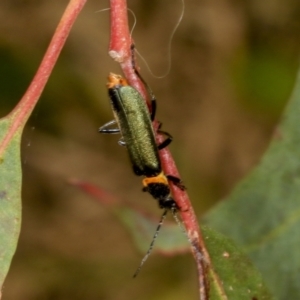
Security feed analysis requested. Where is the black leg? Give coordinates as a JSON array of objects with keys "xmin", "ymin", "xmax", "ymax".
[
  {"xmin": 166, "ymin": 175, "xmax": 186, "ymax": 190},
  {"xmin": 99, "ymin": 120, "xmax": 120, "ymax": 134},
  {"xmin": 157, "ymin": 127, "xmax": 173, "ymax": 150},
  {"xmin": 150, "ymin": 98, "xmax": 156, "ymax": 121},
  {"xmin": 156, "ymin": 122, "xmax": 173, "ymax": 150}
]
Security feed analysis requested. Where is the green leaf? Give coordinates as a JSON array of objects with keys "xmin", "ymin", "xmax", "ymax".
[
  {"xmin": 203, "ymin": 70, "xmax": 300, "ymax": 299},
  {"xmin": 0, "ymin": 116, "xmax": 22, "ymax": 291},
  {"xmin": 203, "ymin": 226, "xmax": 273, "ymax": 300}
]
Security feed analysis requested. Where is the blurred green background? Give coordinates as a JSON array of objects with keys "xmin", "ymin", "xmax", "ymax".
[{"xmin": 0, "ymin": 0, "xmax": 299, "ymax": 299}]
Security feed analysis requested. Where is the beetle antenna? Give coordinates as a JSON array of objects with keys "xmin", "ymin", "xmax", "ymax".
[
  {"xmin": 170, "ymin": 208, "xmax": 185, "ymax": 235},
  {"xmin": 134, "ymin": 0, "xmax": 185, "ymax": 79},
  {"xmin": 133, "ymin": 209, "xmax": 168, "ymax": 278},
  {"xmin": 171, "ymin": 209, "xmax": 205, "ymax": 264}
]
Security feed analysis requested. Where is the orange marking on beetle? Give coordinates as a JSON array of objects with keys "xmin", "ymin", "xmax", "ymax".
[
  {"xmin": 142, "ymin": 172, "xmax": 168, "ymax": 187},
  {"xmin": 107, "ymin": 73, "xmax": 129, "ymax": 89}
]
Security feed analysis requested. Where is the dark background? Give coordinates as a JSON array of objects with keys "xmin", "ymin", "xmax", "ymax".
[{"xmin": 0, "ymin": 0, "xmax": 299, "ymax": 299}]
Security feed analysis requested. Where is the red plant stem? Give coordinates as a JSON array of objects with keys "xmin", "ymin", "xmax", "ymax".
[
  {"xmin": 108, "ymin": 1, "xmax": 210, "ymax": 299},
  {"xmin": 0, "ymin": 0, "xmax": 87, "ymax": 155}
]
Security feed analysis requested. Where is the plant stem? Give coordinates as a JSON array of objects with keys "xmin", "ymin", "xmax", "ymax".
[{"xmin": 108, "ymin": 1, "xmax": 211, "ymax": 299}]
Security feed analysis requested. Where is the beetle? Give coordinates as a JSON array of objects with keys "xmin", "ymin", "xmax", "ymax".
[
  {"xmin": 99, "ymin": 73, "xmax": 184, "ymax": 210},
  {"xmin": 99, "ymin": 46, "xmax": 186, "ymax": 276}
]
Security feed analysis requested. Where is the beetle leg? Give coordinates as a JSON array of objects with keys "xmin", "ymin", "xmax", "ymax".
[
  {"xmin": 99, "ymin": 119, "xmax": 120, "ymax": 134},
  {"xmin": 166, "ymin": 175, "xmax": 186, "ymax": 190}
]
